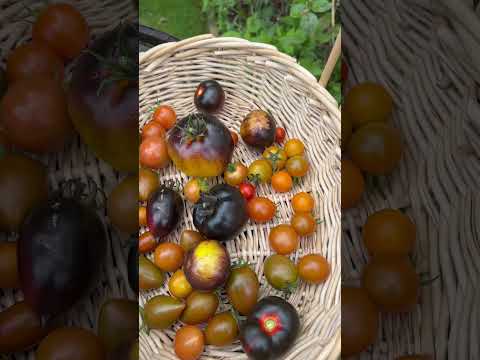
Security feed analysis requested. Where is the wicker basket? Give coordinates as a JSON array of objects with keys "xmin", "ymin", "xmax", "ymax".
[
  {"xmin": 139, "ymin": 35, "xmax": 341, "ymax": 360},
  {"xmin": 343, "ymin": 0, "xmax": 480, "ymax": 358},
  {"xmin": 0, "ymin": 1, "xmax": 136, "ymax": 359}
]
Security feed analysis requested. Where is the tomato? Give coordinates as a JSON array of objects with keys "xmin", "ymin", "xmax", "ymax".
[
  {"xmin": 141, "ymin": 121, "xmax": 166, "ymax": 140},
  {"xmin": 1, "ymin": 77, "xmax": 71, "ymax": 153},
  {"xmin": 247, "ymin": 197, "xmax": 276, "ymax": 222},
  {"xmin": 240, "ymin": 110, "xmax": 276, "ymax": 149},
  {"xmin": 341, "ymin": 159, "xmax": 365, "ymax": 209},
  {"xmin": 239, "ymin": 182, "xmax": 256, "ymax": 201},
  {"xmin": 169, "ymin": 269, "xmax": 193, "ymax": 299},
  {"xmin": 263, "ymin": 146, "xmax": 287, "ymax": 170},
  {"xmin": 6, "ymin": 42, "xmax": 64, "ymax": 83},
  {"xmin": 37, "ymin": 327, "xmax": 105, "ymax": 360},
  {"xmin": 343, "ymin": 82, "xmax": 393, "ymax": 128},
  {"xmin": 139, "ymin": 231, "xmax": 156, "ymax": 254},
  {"xmin": 271, "ymin": 171, "xmax": 293, "ymax": 193},
  {"xmin": 148, "ymin": 185, "xmax": 183, "ymax": 240},
  {"xmin": 107, "ymin": 175, "xmax": 138, "ymax": 234},
  {"xmin": 284, "ymin": 139, "xmax": 305, "ymax": 157},
  {"xmin": 139, "ymin": 255, "xmax": 164, "ymax": 291},
  {"xmin": 298, "ymin": 254, "xmax": 330, "ymax": 284},
  {"xmin": 341, "ymin": 287, "xmax": 379, "ymax": 357},
  {"xmin": 230, "ymin": 130, "xmax": 239, "ymax": 145},
  {"xmin": 291, "ymin": 192, "xmax": 314, "ymax": 213},
  {"xmin": 226, "ymin": 265, "xmax": 259, "ymax": 315},
  {"xmin": 285, "ymin": 156, "xmax": 309, "ymax": 177},
  {"xmin": 152, "ymin": 105, "xmax": 177, "ymax": 130},
  {"xmin": 139, "ymin": 207, "xmax": 147, "ymax": 227},
  {"xmin": 194, "ymin": 80, "xmax": 225, "ymax": 114},
  {"xmin": 224, "ymin": 162, "xmax": 248, "ymax": 186},
  {"xmin": 179, "ymin": 230, "xmax": 204, "ymax": 252},
  {"xmin": 174, "ymin": 325, "xmax": 204, "ymax": 360},
  {"xmin": 349, "ymin": 122, "xmax": 403, "ymax": 175},
  {"xmin": 263, "ymin": 254, "xmax": 298, "ymax": 291},
  {"xmin": 291, "ymin": 212, "xmax": 316, "ymax": 236},
  {"xmin": 363, "ymin": 209, "xmax": 416, "ymax": 256},
  {"xmin": 248, "ymin": 159, "xmax": 273, "ymax": 184},
  {"xmin": 269, "ymin": 224, "xmax": 299, "ymax": 255},
  {"xmin": 139, "ymin": 168, "xmax": 159, "ymax": 202},
  {"xmin": 205, "ymin": 312, "xmax": 238, "ymax": 346},
  {"xmin": 362, "ymin": 255, "xmax": 419, "ymax": 312},
  {"xmin": 0, "ymin": 154, "xmax": 48, "ymax": 232},
  {"xmin": 342, "ymin": 110, "xmax": 353, "ymax": 149},
  {"xmin": 0, "ymin": 301, "xmax": 45, "ymax": 353},
  {"xmin": 180, "ymin": 291, "xmax": 219, "ymax": 325},
  {"xmin": 183, "ymin": 178, "xmax": 208, "ymax": 203},
  {"xmin": 154, "ymin": 242, "xmax": 185, "ymax": 272},
  {"xmin": 275, "ymin": 127, "xmax": 286, "ymax": 144},
  {"xmin": 143, "ymin": 295, "xmax": 185, "ymax": 330},
  {"xmin": 0, "ymin": 241, "xmax": 19, "ymax": 288},
  {"xmin": 139, "ymin": 136, "xmax": 170, "ymax": 169}
]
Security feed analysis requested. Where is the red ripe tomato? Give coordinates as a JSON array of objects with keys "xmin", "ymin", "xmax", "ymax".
[
  {"xmin": 142, "ymin": 121, "xmax": 166, "ymax": 140},
  {"xmin": 275, "ymin": 127, "xmax": 286, "ymax": 144},
  {"xmin": 247, "ymin": 197, "xmax": 276, "ymax": 223},
  {"xmin": 32, "ymin": 4, "xmax": 89, "ymax": 60},
  {"xmin": 152, "ymin": 105, "xmax": 176, "ymax": 130},
  {"xmin": 239, "ymin": 182, "xmax": 255, "ymax": 201},
  {"xmin": 139, "ymin": 136, "xmax": 170, "ymax": 169}
]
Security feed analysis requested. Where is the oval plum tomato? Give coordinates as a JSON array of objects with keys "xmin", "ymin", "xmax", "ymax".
[
  {"xmin": 298, "ymin": 254, "xmax": 330, "ymax": 284},
  {"xmin": 205, "ymin": 312, "xmax": 238, "ymax": 346},
  {"xmin": 262, "ymin": 146, "xmax": 287, "ymax": 170},
  {"xmin": 139, "ymin": 231, "xmax": 156, "ymax": 254},
  {"xmin": 194, "ymin": 80, "xmax": 225, "ymax": 114},
  {"xmin": 291, "ymin": 192, "xmax": 314, "ymax": 213},
  {"xmin": 363, "ymin": 208, "xmax": 416, "ymax": 256},
  {"xmin": 139, "ymin": 207, "xmax": 147, "ymax": 227},
  {"xmin": 271, "ymin": 171, "xmax": 293, "ymax": 193},
  {"xmin": 291, "ymin": 212, "xmax": 316, "ymax": 236},
  {"xmin": 362, "ymin": 255, "xmax": 419, "ymax": 313},
  {"xmin": 284, "ymin": 139, "xmax": 305, "ymax": 157},
  {"xmin": 1, "ymin": 77, "xmax": 71, "ymax": 153},
  {"xmin": 180, "ymin": 291, "xmax": 219, "ymax": 324},
  {"xmin": 184, "ymin": 178, "xmax": 209, "ymax": 203},
  {"xmin": 342, "ymin": 287, "xmax": 379, "ymax": 357},
  {"xmin": 248, "ymin": 159, "xmax": 273, "ymax": 184},
  {"xmin": 268, "ymin": 224, "xmax": 299, "ymax": 255},
  {"xmin": 154, "ymin": 242, "xmax": 184, "ymax": 272},
  {"xmin": 139, "ymin": 168, "xmax": 159, "ymax": 202},
  {"xmin": 226, "ymin": 265, "xmax": 259, "ymax": 315},
  {"xmin": 174, "ymin": 325, "xmax": 204, "ymax": 360},
  {"xmin": 139, "ymin": 136, "xmax": 170, "ymax": 169},
  {"xmin": 285, "ymin": 156, "xmax": 309, "ymax": 177},
  {"xmin": 224, "ymin": 162, "xmax": 248, "ymax": 186},
  {"xmin": 275, "ymin": 127, "xmax": 286, "ymax": 144},
  {"xmin": 341, "ymin": 159, "xmax": 364, "ymax": 209},
  {"xmin": 349, "ymin": 122, "xmax": 403, "ymax": 175},
  {"xmin": 142, "ymin": 121, "xmax": 166, "ymax": 140},
  {"xmin": 143, "ymin": 295, "xmax": 185, "ymax": 330},
  {"xmin": 168, "ymin": 269, "xmax": 193, "ymax": 299},
  {"xmin": 6, "ymin": 42, "xmax": 64, "ymax": 83},
  {"xmin": 247, "ymin": 197, "xmax": 276, "ymax": 223},
  {"xmin": 239, "ymin": 182, "xmax": 256, "ymax": 201},
  {"xmin": 343, "ymin": 82, "xmax": 393, "ymax": 128},
  {"xmin": 152, "ymin": 105, "xmax": 176, "ymax": 130},
  {"xmin": 32, "ymin": 3, "xmax": 89, "ymax": 60}
]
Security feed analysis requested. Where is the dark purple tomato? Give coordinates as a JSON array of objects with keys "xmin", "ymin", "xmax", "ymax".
[
  {"xmin": 240, "ymin": 110, "xmax": 276, "ymax": 149},
  {"xmin": 147, "ymin": 185, "xmax": 184, "ymax": 239},
  {"xmin": 194, "ymin": 80, "xmax": 225, "ymax": 113}
]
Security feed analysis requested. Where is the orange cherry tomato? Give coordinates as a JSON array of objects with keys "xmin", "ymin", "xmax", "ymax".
[
  {"xmin": 291, "ymin": 192, "xmax": 314, "ymax": 213},
  {"xmin": 291, "ymin": 212, "xmax": 316, "ymax": 236},
  {"xmin": 154, "ymin": 243, "xmax": 185, "ymax": 272},
  {"xmin": 174, "ymin": 325, "xmax": 204, "ymax": 360},
  {"xmin": 268, "ymin": 224, "xmax": 299, "ymax": 255},
  {"xmin": 152, "ymin": 105, "xmax": 176, "ymax": 130},
  {"xmin": 271, "ymin": 171, "xmax": 293, "ymax": 193},
  {"xmin": 285, "ymin": 156, "xmax": 309, "ymax": 177},
  {"xmin": 284, "ymin": 139, "xmax": 305, "ymax": 157},
  {"xmin": 298, "ymin": 254, "xmax": 330, "ymax": 284},
  {"xmin": 139, "ymin": 231, "xmax": 156, "ymax": 254},
  {"xmin": 139, "ymin": 136, "xmax": 170, "ymax": 169},
  {"xmin": 247, "ymin": 197, "xmax": 276, "ymax": 223}
]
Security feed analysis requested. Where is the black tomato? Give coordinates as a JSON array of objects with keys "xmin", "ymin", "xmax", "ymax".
[
  {"xmin": 240, "ymin": 110, "xmax": 276, "ymax": 149},
  {"xmin": 194, "ymin": 80, "xmax": 225, "ymax": 113},
  {"xmin": 147, "ymin": 185, "xmax": 184, "ymax": 239}
]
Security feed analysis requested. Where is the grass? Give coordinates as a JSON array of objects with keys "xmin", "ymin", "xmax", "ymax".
[{"xmin": 139, "ymin": 0, "xmax": 208, "ymax": 39}]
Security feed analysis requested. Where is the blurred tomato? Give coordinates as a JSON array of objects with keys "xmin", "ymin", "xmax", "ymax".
[
  {"xmin": 107, "ymin": 175, "xmax": 138, "ymax": 234},
  {"xmin": 0, "ymin": 242, "xmax": 19, "ymax": 288}
]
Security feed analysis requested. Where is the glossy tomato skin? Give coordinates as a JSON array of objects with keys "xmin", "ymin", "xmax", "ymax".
[
  {"xmin": 240, "ymin": 110, "xmax": 276, "ymax": 149},
  {"xmin": 168, "ymin": 269, "xmax": 193, "ymax": 299},
  {"xmin": 298, "ymin": 254, "xmax": 330, "ymax": 284},
  {"xmin": 18, "ymin": 197, "xmax": 107, "ymax": 316},
  {"xmin": 275, "ymin": 127, "xmax": 286, "ymax": 144},
  {"xmin": 144, "ymin": 295, "xmax": 185, "ymax": 330},
  {"xmin": 139, "ymin": 255, "xmax": 164, "ymax": 291},
  {"xmin": 341, "ymin": 287, "xmax": 379, "ymax": 357},
  {"xmin": 1, "ymin": 77, "xmax": 72, "ymax": 153},
  {"xmin": 139, "ymin": 231, "xmax": 156, "ymax": 254},
  {"xmin": 268, "ymin": 224, "xmax": 299, "ymax": 255},
  {"xmin": 0, "ymin": 301, "xmax": 46, "ymax": 353},
  {"xmin": 291, "ymin": 212, "xmax": 316, "ymax": 236},
  {"xmin": 239, "ymin": 182, "xmax": 255, "ymax": 201},
  {"xmin": 107, "ymin": 175, "xmax": 138, "ymax": 234},
  {"xmin": 271, "ymin": 171, "xmax": 293, "ymax": 193},
  {"xmin": 179, "ymin": 230, "xmax": 204, "ymax": 252},
  {"xmin": 174, "ymin": 325, "xmax": 205, "ymax": 360},
  {"xmin": 139, "ymin": 168, "xmax": 159, "ymax": 202},
  {"xmin": 285, "ymin": 156, "xmax": 309, "ymax": 177},
  {"xmin": 68, "ymin": 23, "xmax": 138, "ymax": 171},
  {"xmin": 180, "ymin": 291, "xmax": 219, "ymax": 325},
  {"xmin": 152, "ymin": 105, "xmax": 176, "ymax": 130},
  {"xmin": 240, "ymin": 296, "xmax": 300, "ymax": 360},
  {"xmin": 0, "ymin": 242, "xmax": 19, "ymax": 288},
  {"xmin": 147, "ymin": 186, "xmax": 184, "ymax": 239},
  {"xmin": 247, "ymin": 197, "xmax": 276, "ymax": 223},
  {"xmin": 193, "ymin": 184, "xmax": 248, "ymax": 242},
  {"xmin": 139, "ymin": 136, "xmax": 170, "ymax": 169},
  {"xmin": 167, "ymin": 113, "xmax": 234, "ymax": 177},
  {"xmin": 194, "ymin": 80, "xmax": 225, "ymax": 113},
  {"xmin": 153, "ymin": 242, "xmax": 184, "ymax": 272},
  {"xmin": 36, "ymin": 327, "xmax": 105, "ymax": 360},
  {"xmin": 341, "ymin": 159, "xmax": 365, "ymax": 209},
  {"xmin": 6, "ymin": 42, "xmax": 64, "ymax": 83},
  {"xmin": 291, "ymin": 192, "xmax": 314, "ymax": 213},
  {"xmin": 247, "ymin": 159, "xmax": 273, "ymax": 184},
  {"xmin": 141, "ymin": 121, "xmax": 165, "ymax": 140},
  {"xmin": 263, "ymin": 255, "xmax": 298, "ymax": 291},
  {"xmin": 224, "ymin": 162, "xmax": 248, "ymax": 186},
  {"xmin": 205, "ymin": 312, "xmax": 238, "ymax": 346},
  {"xmin": 226, "ymin": 265, "xmax": 259, "ymax": 315}
]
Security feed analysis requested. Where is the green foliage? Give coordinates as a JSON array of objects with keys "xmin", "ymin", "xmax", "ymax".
[{"xmin": 202, "ymin": 0, "xmax": 341, "ymax": 102}]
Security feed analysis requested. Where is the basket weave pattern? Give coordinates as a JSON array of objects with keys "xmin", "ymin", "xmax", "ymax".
[{"xmin": 139, "ymin": 35, "xmax": 341, "ymax": 360}]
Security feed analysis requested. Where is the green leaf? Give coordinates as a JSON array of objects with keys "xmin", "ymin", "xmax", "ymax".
[
  {"xmin": 278, "ymin": 29, "xmax": 307, "ymax": 55},
  {"xmin": 300, "ymin": 13, "xmax": 319, "ymax": 34},
  {"xmin": 312, "ymin": 0, "xmax": 331, "ymax": 13},
  {"xmin": 223, "ymin": 30, "xmax": 242, "ymax": 38},
  {"xmin": 300, "ymin": 57, "xmax": 322, "ymax": 78},
  {"xmin": 290, "ymin": 4, "xmax": 306, "ymax": 18},
  {"xmin": 246, "ymin": 15, "xmax": 263, "ymax": 34}
]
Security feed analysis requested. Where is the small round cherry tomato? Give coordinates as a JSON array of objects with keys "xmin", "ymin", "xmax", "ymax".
[
  {"xmin": 291, "ymin": 192, "xmax": 314, "ymax": 213},
  {"xmin": 247, "ymin": 159, "xmax": 273, "ymax": 184},
  {"xmin": 224, "ymin": 162, "xmax": 248, "ymax": 186},
  {"xmin": 139, "ymin": 231, "xmax": 156, "ymax": 254},
  {"xmin": 239, "ymin": 182, "xmax": 256, "ymax": 201},
  {"xmin": 139, "ymin": 207, "xmax": 147, "ymax": 227},
  {"xmin": 247, "ymin": 197, "xmax": 276, "ymax": 222},
  {"xmin": 194, "ymin": 80, "xmax": 225, "ymax": 114},
  {"xmin": 152, "ymin": 105, "xmax": 176, "ymax": 130},
  {"xmin": 139, "ymin": 168, "xmax": 159, "ymax": 202},
  {"xmin": 269, "ymin": 224, "xmax": 299, "ymax": 255},
  {"xmin": 230, "ymin": 130, "xmax": 239, "ymax": 145},
  {"xmin": 341, "ymin": 159, "xmax": 364, "ymax": 209},
  {"xmin": 180, "ymin": 230, "xmax": 204, "ymax": 252},
  {"xmin": 154, "ymin": 243, "xmax": 185, "ymax": 272},
  {"xmin": 32, "ymin": 4, "xmax": 89, "ymax": 60},
  {"xmin": 169, "ymin": 269, "xmax": 193, "ymax": 299},
  {"xmin": 262, "ymin": 146, "xmax": 287, "ymax": 170},
  {"xmin": 291, "ymin": 212, "xmax": 316, "ymax": 236},
  {"xmin": 285, "ymin": 156, "xmax": 309, "ymax": 177},
  {"xmin": 271, "ymin": 171, "xmax": 293, "ymax": 193},
  {"xmin": 142, "ymin": 121, "xmax": 166, "ymax": 140},
  {"xmin": 184, "ymin": 178, "xmax": 208, "ymax": 203},
  {"xmin": 263, "ymin": 254, "xmax": 298, "ymax": 291},
  {"xmin": 139, "ymin": 136, "xmax": 170, "ymax": 169},
  {"xmin": 284, "ymin": 139, "xmax": 305, "ymax": 157},
  {"xmin": 298, "ymin": 254, "xmax": 330, "ymax": 284},
  {"xmin": 275, "ymin": 127, "xmax": 286, "ymax": 144},
  {"xmin": 174, "ymin": 325, "xmax": 204, "ymax": 360},
  {"xmin": 205, "ymin": 312, "xmax": 238, "ymax": 346}
]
